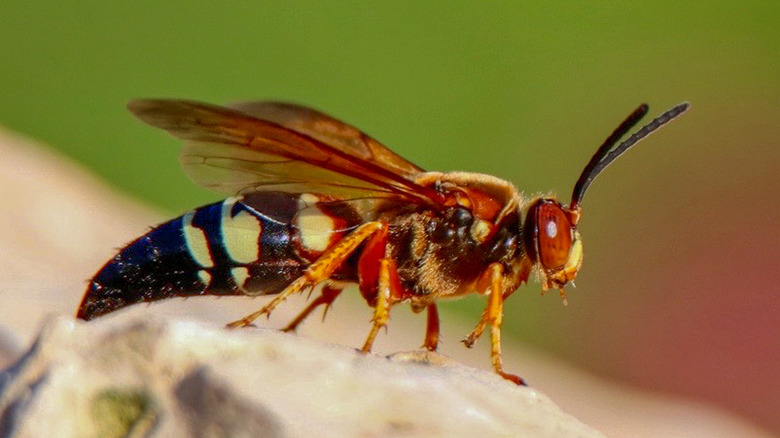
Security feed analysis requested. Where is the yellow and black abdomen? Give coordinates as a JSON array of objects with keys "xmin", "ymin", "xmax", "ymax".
[{"xmin": 77, "ymin": 192, "xmax": 360, "ymax": 320}]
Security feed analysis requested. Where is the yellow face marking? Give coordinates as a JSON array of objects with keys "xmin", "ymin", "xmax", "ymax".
[
  {"xmin": 231, "ymin": 267, "xmax": 250, "ymax": 290},
  {"xmin": 563, "ymin": 231, "xmax": 584, "ymax": 275},
  {"xmin": 197, "ymin": 270, "xmax": 212, "ymax": 286},
  {"xmin": 295, "ymin": 194, "xmax": 336, "ymax": 253},
  {"xmin": 183, "ymin": 211, "xmax": 214, "ymax": 268},
  {"xmin": 220, "ymin": 197, "xmax": 262, "ymax": 264}
]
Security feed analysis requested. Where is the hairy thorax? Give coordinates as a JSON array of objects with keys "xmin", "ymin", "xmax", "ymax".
[{"xmin": 383, "ymin": 172, "xmax": 532, "ymax": 305}]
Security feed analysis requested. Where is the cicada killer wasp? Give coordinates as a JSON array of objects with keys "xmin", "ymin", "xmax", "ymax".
[{"xmin": 78, "ymin": 99, "xmax": 688, "ymax": 384}]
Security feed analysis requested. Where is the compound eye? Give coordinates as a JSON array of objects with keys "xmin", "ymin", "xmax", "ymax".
[{"xmin": 536, "ymin": 202, "xmax": 573, "ymax": 270}]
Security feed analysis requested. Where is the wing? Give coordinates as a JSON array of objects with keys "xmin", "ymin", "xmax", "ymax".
[
  {"xmin": 228, "ymin": 101, "xmax": 423, "ymax": 178},
  {"xmin": 127, "ymin": 99, "xmax": 443, "ymax": 206}
]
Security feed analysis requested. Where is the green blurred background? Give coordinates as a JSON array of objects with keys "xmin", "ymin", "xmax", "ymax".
[{"xmin": 1, "ymin": 1, "xmax": 778, "ymax": 433}]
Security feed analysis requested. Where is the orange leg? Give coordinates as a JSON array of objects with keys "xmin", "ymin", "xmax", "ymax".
[
  {"xmin": 462, "ymin": 270, "xmax": 493, "ymax": 348},
  {"xmin": 462, "ymin": 263, "xmax": 524, "ymax": 385},
  {"xmin": 361, "ymin": 258, "xmax": 399, "ymax": 353},
  {"xmin": 282, "ymin": 284, "xmax": 344, "ymax": 333},
  {"xmin": 422, "ymin": 304, "xmax": 440, "ymax": 351},
  {"xmin": 462, "ymin": 318, "xmax": 487, "ymax": 349},
  {"xmin": 226, "ymin": 221, "xmax": 384, "ymax": 328}
]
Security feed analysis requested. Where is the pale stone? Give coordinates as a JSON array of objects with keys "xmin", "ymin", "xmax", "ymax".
[{"xmin": 0, "ymin": 316, "xmax": 605, "ymax": 438}]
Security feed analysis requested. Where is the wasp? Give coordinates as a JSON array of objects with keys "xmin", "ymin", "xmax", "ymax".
[{"xmin": 77, "ymin": 99, "xmax": 688, "ymax": 384}]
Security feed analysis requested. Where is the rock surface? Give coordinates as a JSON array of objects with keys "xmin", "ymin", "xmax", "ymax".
[{"xmin": 0, "ymin": 316, "xmax": 604, "ymax": 438}]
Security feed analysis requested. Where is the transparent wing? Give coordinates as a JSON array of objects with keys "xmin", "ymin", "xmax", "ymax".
[
  {"xmin": 180, "ymin": 141, "xmax": 398, "ymax": 198},
  {"xmin": 128, "ymin": 99, "xmax": 442, "ymax": 206},
  {"xmin": 228, "ymin": 101, "xmax": 424, "ymax": 178}
]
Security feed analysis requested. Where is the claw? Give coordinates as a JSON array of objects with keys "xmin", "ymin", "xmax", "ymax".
[{"xmin": 498, "ymin": 370, "xmax": 527, "ymax": 386}]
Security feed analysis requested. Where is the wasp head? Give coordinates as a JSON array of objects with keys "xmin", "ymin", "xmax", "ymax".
[
  {"xmin": 523, "ymin": 199, "xmax": 583, "ymax": 298},
  {"xmin": 524, "ymin": 102, "xmax": 690, "ymax": 303}
]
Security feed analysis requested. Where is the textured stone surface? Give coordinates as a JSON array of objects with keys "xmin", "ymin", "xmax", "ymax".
[{"xmin": 0, "ymin": 317, "xmax": 604, "ymax": 438}]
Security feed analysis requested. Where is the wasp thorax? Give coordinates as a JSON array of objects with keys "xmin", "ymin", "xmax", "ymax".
[{"xmin": 524, "ymin": 199, "xmax": 583, "ymax": 288}]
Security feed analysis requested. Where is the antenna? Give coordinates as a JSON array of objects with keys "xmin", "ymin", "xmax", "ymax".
[{"xmin": 570, "ymin": 102, "xmax": 690, "ymax": 211}]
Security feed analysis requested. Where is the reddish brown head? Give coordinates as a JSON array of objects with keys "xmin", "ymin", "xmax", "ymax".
[
  {"xmin": 524, "ymin": 198, "xmax": 583, "ymax": 294},
  {"xmin": 524, "ymin": 102, "xmax": 689, "ymax": 299}
]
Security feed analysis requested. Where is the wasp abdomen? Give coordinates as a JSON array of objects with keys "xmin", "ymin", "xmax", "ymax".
[{"xmin": 78, "ymin": 194, "xmax": 311, "ymax": 320}]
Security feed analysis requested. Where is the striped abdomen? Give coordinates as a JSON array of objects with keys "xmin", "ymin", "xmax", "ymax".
[{"xmin": 78, "ymin": 192, "xmax": 362, "ymax": 320}]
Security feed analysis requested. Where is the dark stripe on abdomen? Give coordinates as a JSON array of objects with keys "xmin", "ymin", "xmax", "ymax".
[{"xmin": 78, "ymin": 194, "xmax": 306, "ymax": 320}]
